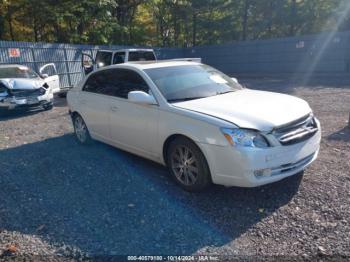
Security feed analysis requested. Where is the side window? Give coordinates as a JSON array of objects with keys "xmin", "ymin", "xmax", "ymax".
[
  {"xmin": 128, "ymin": 51, "xmax": 156, "ymax": 61},
  {"xmin": 82, "ymin": 69, "xmax": 149, "ymax": 99},
  {"xmin": 82, "ymin": 71, "xmax": 108, "ymax": 94},
  {"xmin": 104, "ymin": 69, "xmax": 149, "ymax": 99},
  {"xmin": 113, "ymin": 52, "xmax": 126, "ymax": 64},
  {"xmin": 95, "ymin": 51, "xmax": 112, "ymax": 68}
]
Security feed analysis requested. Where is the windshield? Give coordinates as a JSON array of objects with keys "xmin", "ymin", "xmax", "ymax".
[
  {"xmin": 128, "ymin": 51, "xmax": 156, "ymax": 62},
  {"xmin": 145, "ymin": 65, "xmax": 242, "ymax": 102},
  {"xmin": 0, "ymin": 66, "xmax": 39, "ymax": 79}
]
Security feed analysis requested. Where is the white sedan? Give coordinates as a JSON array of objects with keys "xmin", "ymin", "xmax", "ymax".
[{"xmin": 67, "ymin": 61, "xmax": 321, "ymax": 191}]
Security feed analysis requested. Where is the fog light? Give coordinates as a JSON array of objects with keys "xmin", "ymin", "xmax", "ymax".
[{"xmin": 254, "ymin": 168, "xmax": 272, "ymax": 178}]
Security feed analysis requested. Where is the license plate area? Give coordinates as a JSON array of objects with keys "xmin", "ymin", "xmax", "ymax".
[{"xmin": 26, "ymin": 98, "xmax": 38, "ymax": 105}]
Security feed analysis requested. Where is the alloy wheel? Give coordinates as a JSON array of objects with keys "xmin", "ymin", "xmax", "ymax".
[
  {"xmin": 170, "ymin": 145, "xmax": 199, "ymax": 186},
  {"xmin": 74, "ymin": 116, "xmax": 87, "ymax": 143}
]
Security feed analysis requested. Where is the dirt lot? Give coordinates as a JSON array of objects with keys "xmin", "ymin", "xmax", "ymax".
[{"xmin": 0, "ymin": 78, "xmax": 349, "ymax": 260}]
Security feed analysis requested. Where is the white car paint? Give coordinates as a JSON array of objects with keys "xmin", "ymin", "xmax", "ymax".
[
  {"xmin": 67, "ymin": 61, "xmax": 321, "ymax": 188},
  {"xmin": 172, "ymin": 89, "xmax": 312, "ymax": 132},
  {"xmin": 39, "ymin": 63, "xmax": 60, "ymax": 94},
  {"xmin": 0, "ymin": 79, "xmax": 53, "ymax": 110}
]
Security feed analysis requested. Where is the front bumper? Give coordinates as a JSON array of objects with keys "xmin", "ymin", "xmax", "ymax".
[
  {"xmin": 0, "ymin": 94, "xmax": 53, "ymax": 110},
  {"xmin": 199, "ymin": 128, "xmax": 321, "ymax": 187}
]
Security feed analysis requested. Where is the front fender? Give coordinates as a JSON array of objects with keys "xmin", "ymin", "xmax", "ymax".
[{"xmin": 157, "ymin": 109, "xmax": 231, "ymax": 164}]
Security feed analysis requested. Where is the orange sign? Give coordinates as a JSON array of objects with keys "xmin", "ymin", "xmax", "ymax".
[{"xmin": 8, "ymin": 48, "xmax": 21, "ymax": 57}]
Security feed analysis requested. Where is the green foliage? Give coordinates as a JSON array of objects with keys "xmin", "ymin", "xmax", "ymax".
[{"xmin": 0, "ymin": 0, "xmax": 348, "ymax": 46}]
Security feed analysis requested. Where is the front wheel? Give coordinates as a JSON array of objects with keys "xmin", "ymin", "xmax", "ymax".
[
  {"xmin": 43, "ymin": 102, "xmax": 53, "ymax": 111},
  {"xmin": 167, "ymin": 137, "xmax": 211, "ymax": 192},
  {"xmin": 73, "ymin": 114, "xmax": 92, "ymax": 144}
]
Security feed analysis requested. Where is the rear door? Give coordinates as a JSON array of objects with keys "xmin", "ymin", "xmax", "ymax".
[
  {"xmin": 78, "ymin": 70, "xmax": 112, "ymax": 141},
  {"xmin": 39, "ymin": 63, "xmax": 60, "ymax": 94}
]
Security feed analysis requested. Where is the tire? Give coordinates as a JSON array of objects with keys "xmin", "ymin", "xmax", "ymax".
[
  {"xmin": 73, "ymin": 114, "xmax": 92, "ymax": 144},
  {"xmin": 43, "ymin": 102, "xmax": 53, "ymax": 111},
  {"xmin": 58, "ymin": 92, "xmax": 67, "ymax": 98},
  {"xmin": 166, "ymin": 137, "xmax": 212, "ymax": 192}
]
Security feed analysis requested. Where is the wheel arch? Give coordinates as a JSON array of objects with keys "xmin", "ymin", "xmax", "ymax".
[
  {"xmin": 162, "ymin": 134, "xmax": 195, "ymax": 165},
  {"xmin": 70, "ymin": 111, "xmax": 80, "ymax": 119},
  {"xmin": 162, "ymin": 133, "xmax": 210, "ymax": 167},
  {"xmin": 162, "ymin": 133, "xmax": 213, "ymax": 187}
]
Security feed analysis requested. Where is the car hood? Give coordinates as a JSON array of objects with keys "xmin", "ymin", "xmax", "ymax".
[
  {"xmin": 172, "ymin": 89, "xmax": 312, "ymax": 131},
  {"xmin": 0, "ymin": 78, "xmax": 44, "ymax": 90}
]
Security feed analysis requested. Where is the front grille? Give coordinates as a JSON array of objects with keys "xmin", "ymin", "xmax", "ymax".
[
  {"xmin": 10, "ymin": 88, "xmax": 46, "ymax": 98},
  {"xmin": 272, "ymin": 114, "xmax": 318, "ymax": 146}
]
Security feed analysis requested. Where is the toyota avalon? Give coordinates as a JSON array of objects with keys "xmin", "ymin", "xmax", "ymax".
[{"xmin": 67, "ymin": 61, "xmax": 321, "ymax": 191}]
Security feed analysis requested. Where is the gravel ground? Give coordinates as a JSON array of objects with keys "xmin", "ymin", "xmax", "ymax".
[{"xmin": 0, "ymin": 78, "xmax": 349, "ymax": 261}]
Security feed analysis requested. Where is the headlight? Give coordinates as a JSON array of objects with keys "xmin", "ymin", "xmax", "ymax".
[
  {"xmin": 39, "ymin": 87, "xmax": 46, "ymax": 95},
  {"xmin": 221, "ymin": 128, "xmax": 269, "ymax": 148}
]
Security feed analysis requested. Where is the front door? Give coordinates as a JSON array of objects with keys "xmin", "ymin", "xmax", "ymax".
[
  {"xmin": 81, "ymin": 52, "xmax": 94, "ymax": 75},
  {"xmin": 100, "ymin": 68, "xmax": 159, "ymax": 157},
  {"xmin": 39, "ymin": 63, "xmax": 60, "ymax": 94}
]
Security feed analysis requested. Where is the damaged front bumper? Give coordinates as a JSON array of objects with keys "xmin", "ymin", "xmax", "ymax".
[
  {"xmin": 0, "ymin": 78, "xmax": 54, "ymax": 111},
  {"xmin": 0, "ymin": 93, "xmax": 53, "ymax": 110}
]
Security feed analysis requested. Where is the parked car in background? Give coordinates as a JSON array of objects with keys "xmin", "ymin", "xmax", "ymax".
[
  {"xmin": 67, "ymin": 61, "xmax": 321, "ymax": 192},
  {"xmin": 0, "ymin": 64, "xmax": 59, "ymax": 111},
  {"xmin": 82, "ymin": 48, "xmax": 157, "ymax": 75}
]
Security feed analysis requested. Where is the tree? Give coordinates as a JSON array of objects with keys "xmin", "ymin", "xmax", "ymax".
[{"xmin": 0, "ymin": 0, "xmax": 347, "ymax": 46}]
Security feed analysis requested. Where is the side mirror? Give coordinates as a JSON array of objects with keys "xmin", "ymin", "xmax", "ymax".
[
  {"xmin": 128, "ymin": 91, "xmax": 157, "ymax": 105},
  {"xmin": 41, "ymin": 74, "xmax": 49, "ymax": 79}
]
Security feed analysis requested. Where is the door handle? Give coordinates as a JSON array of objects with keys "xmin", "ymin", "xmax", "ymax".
[
  {"xmin": 79, "ymin": 100, "xmax": 86, "ymax": 105},
  {"xmin": 110, "ymin": 106, "xmax": 118, "ymax": 112}
]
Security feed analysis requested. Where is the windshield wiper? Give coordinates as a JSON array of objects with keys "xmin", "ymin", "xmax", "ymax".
[{"xmin": 168, "ymin": 96, "xmax": 207, "ymax": 103}]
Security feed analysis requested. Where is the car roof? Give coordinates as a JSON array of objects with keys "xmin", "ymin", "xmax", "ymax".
[
  {"xmin": 97, "ymin": 49, "xmax": 154, "ymax": 53},
  {"xmin": 112, "ymin": 60, "xmax": 201, "ymax": 70}
]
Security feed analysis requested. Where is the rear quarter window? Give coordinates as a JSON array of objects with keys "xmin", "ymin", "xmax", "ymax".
[{"xmin": 128, "ymin": 51, "xmax": 156, "ymax": 62}]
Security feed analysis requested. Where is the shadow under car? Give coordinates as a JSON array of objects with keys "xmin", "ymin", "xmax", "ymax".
[{"xmin": 0, "ymin": 134, "xmax": 302, "ymax": 255}]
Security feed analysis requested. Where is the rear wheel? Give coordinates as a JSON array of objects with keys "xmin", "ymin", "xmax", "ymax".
[
  {"xmin": 73, "ymin": 114, "xmax": 92, "ymax": 144},
  {"xmin": 167, "ymin": 137, "xmax": 211, "ymax": 192},
  {"xmin": 58, "ymin": 92, "xmax": 67, "ymax": 98}
]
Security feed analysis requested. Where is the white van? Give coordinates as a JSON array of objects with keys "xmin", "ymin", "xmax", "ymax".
[{"xmin": 82, "ymin": 49, "xmax": 157, "ymax": 75}]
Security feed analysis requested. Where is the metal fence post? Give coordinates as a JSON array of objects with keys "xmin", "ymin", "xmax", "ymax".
[
  {"xmin": 30, "ymin": 47, "xmax": 38, "ymax": 73},
  {"xmin": 63, "ymin": 48, "xmax": 72, "ymax": 88}
]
